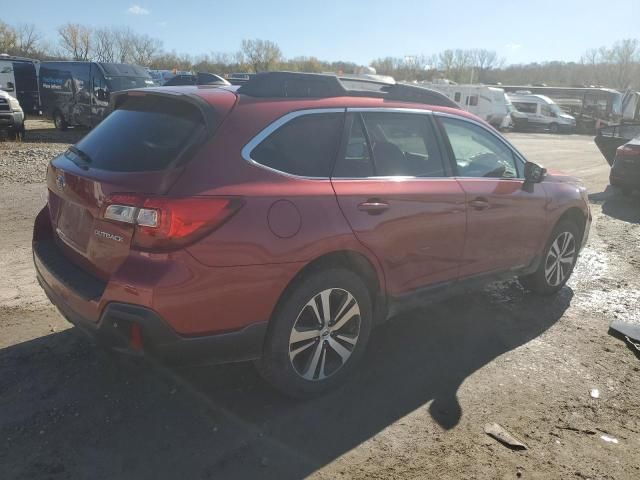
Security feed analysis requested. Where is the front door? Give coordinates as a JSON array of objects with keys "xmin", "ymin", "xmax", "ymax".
[
  {"xmin": 332, "ymin": 111, "xmax": 467, "ymax": 296},
  {"xmin": 436, "ymin": 115, "xmax": 548, "ymax": 278}
]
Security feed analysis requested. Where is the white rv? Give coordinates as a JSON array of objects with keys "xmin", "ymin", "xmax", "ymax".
[
  {"xmin": 507, "ymin": 92, "xmax": 576, "ymax": 133},
  {"xmin": 424, "ymin": 83, "xmax": 510, "ymax": 128}
]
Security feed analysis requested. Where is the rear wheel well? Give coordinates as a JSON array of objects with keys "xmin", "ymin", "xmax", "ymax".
[
  {"xmin": 270, "ymin": 251, "xmax": 383, "ymax": 325},
  {"xmin": 557, "ymin": 207, "xmax": 587, "ymax": 243}
]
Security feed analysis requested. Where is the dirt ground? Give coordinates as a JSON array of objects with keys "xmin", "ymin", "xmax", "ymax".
[{"xmin": 0, "ymin": 120, "xmax": 639, "ymax": 480}]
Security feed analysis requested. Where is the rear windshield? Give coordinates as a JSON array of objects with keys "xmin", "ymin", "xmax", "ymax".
[{"xmin": 70, "ymin": 96, "xmax": 204, "ymax": 172}]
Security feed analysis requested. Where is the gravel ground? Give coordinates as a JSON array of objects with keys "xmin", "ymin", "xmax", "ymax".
[{"xmin": 0, "ymin": 120, "xmax": 639, "ymax": 479}]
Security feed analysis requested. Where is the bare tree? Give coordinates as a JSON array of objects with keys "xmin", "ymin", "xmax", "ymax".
[
  {"xmin": 113, "ymin": 27, "xmax": 135, "ymax": 63},
  {"xmin": 610, "ymin": 39, "xmax": 639, "ymax": 89},
  {"xmin": 0, "ymin": 21, "xmax": 17, "ymax": 54},
  {"xmin": 93, "ymin": 28, "xmax": 116, "ymax": 62},
  {"xmin": 130, "ymin": 34, "xmax": 162, "ymax": 66},
  {"xmin": 57, "ymin": 23, "xmax": 92, "ymax": 60},
  {"xmin": 14, "ymin": 24, "xmax": 41, "ymax": 57},
  {"xmin": 240, "ymin": 39, "xmax": 282, "ymax": 73},
  {"xmin": 471, "ymin": 49, "xmax": 501, "ymax": 82}
]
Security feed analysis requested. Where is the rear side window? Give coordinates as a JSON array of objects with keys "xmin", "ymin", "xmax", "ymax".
[
  {"xmin": 513, "ymin": 102, "xmax": 537, "ymax": 114},
  {"xmin": 70, "ymin": 96, "xmax": 204, "ymax": 172},
  {"xmin": 251, "ymin": 113, "xmax": 344, "ymax": 177}
]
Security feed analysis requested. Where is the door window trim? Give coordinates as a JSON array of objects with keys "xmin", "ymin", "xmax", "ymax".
[
  {"xmin": 241, "ymin": 108, "xmax": 346, "ymax": 180},
  {"xmin": 434, "ymin": 111, "xmax": 527, "ymax": 180}
]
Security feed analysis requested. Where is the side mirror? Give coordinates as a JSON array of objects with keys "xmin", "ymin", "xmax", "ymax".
[{"xmin": 524, "ymin": 161, "xmax": 546, "ymax": 183}]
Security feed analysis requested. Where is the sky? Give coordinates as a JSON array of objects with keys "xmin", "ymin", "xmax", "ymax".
[{"xmin": 3, "ymin": 0, "xmax": 640, "ymax": 66}]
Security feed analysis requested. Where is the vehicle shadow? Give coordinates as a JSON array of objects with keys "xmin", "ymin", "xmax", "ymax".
[
  {"xmin": 0, "ymin": 283, "xmax": 572, "ymax": 479},
  {"xmin": 589, "ymin": 186, "xmax": 640, "ymax": 224}
]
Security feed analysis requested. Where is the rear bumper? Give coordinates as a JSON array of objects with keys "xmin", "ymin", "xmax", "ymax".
[
  {"xmin": 35, "ymin": 263, "xmax": 267, "ymax": 365},
  {"xmin": 32, "ymin": 223, "xmax": 268, "ymax": 365},
  {"xmin": 610, "ymin": 162, "xmax": 640, "ymax": 189}
]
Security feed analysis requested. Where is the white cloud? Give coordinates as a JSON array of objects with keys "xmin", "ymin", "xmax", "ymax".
[
  {"xmin": 505, "ymin": 43, "xmax": 523, "ymax": 51},
  {"xmin": 127, "ymin": 4, "xmax": 150, "ymax": 15},
  {"xmin": 157, "ymin": 21, "xmax": 168, "ymax": 27}
]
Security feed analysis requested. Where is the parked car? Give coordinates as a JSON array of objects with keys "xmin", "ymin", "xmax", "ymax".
[
  {"xmin": 33, "ymin": 72, "xmax": 591, "ymax": 397},
  {"xmin": 40, "ymin": 61, "xmax": 154, "ymax": 130},
  {"xmin": 162, "ymin": 72, "xmax": 230, "ymax": 87},
  {"xmin": 508, "ymin": 93, "xmax": 576, "ymax": 133},
  {"xmin": 609, "ymin": 136, "xmax": 640, "ymax": 195},
  {"xmin": 0, "ymin": 88, "xmax": 25, "ymax": 139}
]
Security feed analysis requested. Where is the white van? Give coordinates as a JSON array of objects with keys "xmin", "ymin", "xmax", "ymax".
[
  {"xmin": 507, "ymin": 93, "xmax": 576, "ymax": 133},
  {"xmin": 425, "ymin": 83, "xmax": 510, "ymax": 128}
]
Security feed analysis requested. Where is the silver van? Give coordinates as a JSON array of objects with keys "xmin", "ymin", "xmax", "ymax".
[{"xmin": 508, "ymin": 93, "xmax": 576, "ymax": 133}]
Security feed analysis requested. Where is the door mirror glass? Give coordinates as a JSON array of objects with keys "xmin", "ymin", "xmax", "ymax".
[{"xmin": 524, "ymin": 161, "xmax": 546, "ymax": 183}]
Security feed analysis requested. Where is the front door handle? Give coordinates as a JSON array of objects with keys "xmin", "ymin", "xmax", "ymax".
[
  {"xmin": 469, "ymin": 197, "xmax": 490, "ymax": 210},
  {"xmin": 358, "ymin": 200, "xmax": 389, "ymax": 215}
]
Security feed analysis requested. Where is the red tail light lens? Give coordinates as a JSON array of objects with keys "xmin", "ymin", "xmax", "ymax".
[
  {"xmin": 616, "ymin": 143, "xmax": 640, "ymax": 157},
  {"xmin": 102, "ymin": 194, "xmax": 243, "ymax": 251}
]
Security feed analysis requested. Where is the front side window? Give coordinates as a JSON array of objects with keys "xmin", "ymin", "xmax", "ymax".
[
  {"xmin": 251, "ymin": 112, "xmax": 344, "ymax": 177},
  {"xmin": 466, "ymin": 95, "xmax": 478, "ymax": 106},
  {"xmin": 361, "ymin": 112, "xmax": 445, "ymax": 177},
  {"xmin": 439, "ymin": 117, "xmax": 520, "ymax": 179}
]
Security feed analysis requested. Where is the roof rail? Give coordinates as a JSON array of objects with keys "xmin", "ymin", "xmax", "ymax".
[{"xmin": 237, "ymin": 71, "xmax": 459, "ymax": 109}]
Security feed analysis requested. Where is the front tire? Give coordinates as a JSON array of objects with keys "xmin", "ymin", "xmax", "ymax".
[
  {"xmin": 520, "ymin": 220, "xmax": 580, "ymax": 295},
  {"xmin": 548, "ymin": 123, "xmax": 559, "ymax": 134},
  {"xmin": 256, "ymin": 268, "xmax": 372, "ymax": 398},
  {"xmin": 53, "ymin": 111, "xmax": 68, "ymax": 131}
]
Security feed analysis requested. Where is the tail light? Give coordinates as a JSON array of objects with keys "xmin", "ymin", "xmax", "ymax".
[
  {"xmin": 616, "ymin": 143, "xmax": 640, "ymax": 158},
  {"xmin": 102, "ymin": 194, "xmax": 243, "ymax": 251}
]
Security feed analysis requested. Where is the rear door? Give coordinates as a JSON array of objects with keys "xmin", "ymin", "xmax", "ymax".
[
  {"xmin": 332, "ymin": 110, "xmax": 467, "ymax": 296},
  {"xmin": 46, "ymin": 92, "xmax": 233, "ymax": 279},
  {"xmin": 436, "ymin": 114, "xmax": 548, "ymax": 278}
]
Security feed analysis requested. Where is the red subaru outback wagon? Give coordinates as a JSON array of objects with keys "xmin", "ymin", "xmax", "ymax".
[{"xmin": 33, "ymin": 73, "xmax": 590, "ymax": 397}]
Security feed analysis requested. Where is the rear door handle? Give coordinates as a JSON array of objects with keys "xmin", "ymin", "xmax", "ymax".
[
  {"xmin": 469, "ymin": 197, "xmax": 490, "ymax": 210},
  {"xmin": 358, "ymin": 200, "xmax": 389, "ymax": 215}
]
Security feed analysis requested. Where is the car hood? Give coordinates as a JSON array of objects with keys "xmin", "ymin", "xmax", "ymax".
[{"xmin": 545, "ymin": 170, "xmax": 584, "ymax": 186}]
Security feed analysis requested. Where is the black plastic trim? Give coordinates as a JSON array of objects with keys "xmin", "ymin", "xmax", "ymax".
[{"xmin": 33, "ymin": 240, "xmax": 106, "ymax": 301}]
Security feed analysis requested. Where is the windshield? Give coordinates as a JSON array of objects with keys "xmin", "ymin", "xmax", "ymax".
[
  {"xmin": 550, "ymin": 104, "xmax": 564, "ymax": 115},
  {"xmin": 105, "ymin": 76, "xmax": 154, "ymax": 92}
]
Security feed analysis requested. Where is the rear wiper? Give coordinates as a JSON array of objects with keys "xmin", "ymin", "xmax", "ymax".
[{"xmin": 66, "ymin": 145, "xmax": 93, "ymax": 166}]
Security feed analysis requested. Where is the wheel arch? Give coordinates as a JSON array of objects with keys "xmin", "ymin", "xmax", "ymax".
[
  {"xmin": 268, "ymin": 249, "xmax": 387, "ymax": 329},
  {"xmin": 556, "ymin": 206, "xmax": 587, "ymax": 244}
]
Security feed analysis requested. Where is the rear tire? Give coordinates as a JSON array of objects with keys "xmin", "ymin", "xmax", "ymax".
[
  {"xmin": 256, "ymin": 268, "xmax": 372, "ymax": 398},
  {"xmin": 12, "ymin": 123, "xmax": 25, "ymax": 141},
  {"xmin": 53, "ymin": 111, "xmax": 68, "ymax": 131},
  {"xmin": 519, "ymin": 220, "xmax": 580, "ymax": 295},
  {"xmin": 621, "ymin": 187, "xmax": 633, "ymax": 197}
]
